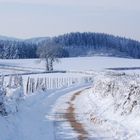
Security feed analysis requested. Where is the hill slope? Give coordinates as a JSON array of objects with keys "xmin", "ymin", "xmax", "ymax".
[{"xmin": 0, "ymin": 32, "xmax": 140, "ymax": 59}]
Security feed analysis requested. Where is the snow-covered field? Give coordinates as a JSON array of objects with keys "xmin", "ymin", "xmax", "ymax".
[
  {"xmin": 1, "ymin": 56, "xmax": 140, "ymax": 140},
  {"xmin": 0, "ymin": 56, "xmax": 140, "ymax": 75}
]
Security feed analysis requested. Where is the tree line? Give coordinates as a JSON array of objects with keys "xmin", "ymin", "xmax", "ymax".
[
  {"xmin": 0, "ymin": 32, "xmax": 140, "ymax": 59},
  {"xmin": 0, "ymin": 40, "xmax": 37, "ymax": 59},
  {"xmin": 53, "ymin": 32, "xmax": 140, "ymax": 58}
]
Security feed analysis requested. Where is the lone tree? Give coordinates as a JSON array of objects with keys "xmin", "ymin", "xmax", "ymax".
[{"xmin": 37, "ymin": 41, "xmax": 69, "ymax": 72}]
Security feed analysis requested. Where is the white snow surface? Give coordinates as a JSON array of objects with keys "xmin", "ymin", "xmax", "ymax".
[
  {"xmin": 0, "ymin": 84, "xmax": 91, "ymax": 140},
  {"xmin": 52, "ymin": 73, "xmax": 140, "ymax": 139},
  {"xmin": 0, "ymin": 56, "xmax": 140, "ymax": 75},
  {"xmin": 87, "ymin": 73, "xmax": 140, "ymax": 139},
  {"xmin": 0, "ymin": 56, "xmax": 140, "ymax": 140}
]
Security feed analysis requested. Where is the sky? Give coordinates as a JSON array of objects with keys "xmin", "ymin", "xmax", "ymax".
[{"xmin": 0, "ymin": 0, "xmax": 140, "ymax": 40}]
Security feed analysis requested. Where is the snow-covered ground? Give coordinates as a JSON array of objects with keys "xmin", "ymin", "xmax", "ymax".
[
  {"xmin": 86, "ymin": 73, "xmax": 140, "ymax": 139},
  {"xmin": 52, "ymin": 73, "xmax": 140, "ymax": 139},
  {"xmin": 0, "ymin": 84, "xmax": 91, "ymax": 140},
  {"xmin": 1, "ymin": 56, "xmax": 140, "ymax": 140},
  {"xmin": 0, "ymin": 56, "xmax": 140, "ymax": 75}
]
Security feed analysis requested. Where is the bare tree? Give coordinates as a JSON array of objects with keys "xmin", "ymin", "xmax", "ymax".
[{"xmin": 37, "ymin": 41, "xmax": 65, "ymax": 72}]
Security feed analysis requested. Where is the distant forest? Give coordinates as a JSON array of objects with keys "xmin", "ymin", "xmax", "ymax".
[{"xmin": 0, "ymin": 32, "xmax": 140, "ymax": 59}]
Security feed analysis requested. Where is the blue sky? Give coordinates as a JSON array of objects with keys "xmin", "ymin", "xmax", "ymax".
[{"xmin": 0, "ymin": 0, "xmax": 140, "ymax": 40}]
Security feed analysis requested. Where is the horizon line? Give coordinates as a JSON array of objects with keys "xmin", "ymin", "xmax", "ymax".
[{"xmin": 0, "ymin": 32, "xmax": 140, "ymax": 42}]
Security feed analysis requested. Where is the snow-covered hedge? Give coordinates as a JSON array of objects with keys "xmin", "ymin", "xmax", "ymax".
[
  {"xmin": 0, "ymin": 87, "xmax": 7, "ymax": 116},
  {"xmin": 0, "ymin": 75, "xmax": 23, "ymax": 116},
  {"xmin": 92, "ymin": 73, "xmax": 140, "ymax": 115}
]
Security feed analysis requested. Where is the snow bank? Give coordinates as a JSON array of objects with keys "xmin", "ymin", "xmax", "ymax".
[
  {"xmin": 70, "ymin": 72, "xmax": 140, "ymax": 139},
  {"xmin": 92, "ymin": 72, "xmax": 140, "ymax": 116}
]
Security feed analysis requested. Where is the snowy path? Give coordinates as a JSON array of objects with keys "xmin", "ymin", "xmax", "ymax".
[
  {"xmin": 52, "ymin": 87, "xmax": 140, "ymax": 140},
  {"xmin": 1, "ymin": 80, "xmax": 138, "ymax": 140},
  {"xmin": 64, "ymin": 89, "xmax": 90, "ymax": 140},
  {"xmin": 0, "ymin": 84, "xmax": 91, "ymax": 140},
  {"xmin": 1, "ymin": 82, "xmax": 138, "ymax": 140}
]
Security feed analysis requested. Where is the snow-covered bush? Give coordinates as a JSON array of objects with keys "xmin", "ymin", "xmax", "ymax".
[
  {"xmin": 7, "ymin": 75, "xmax": 23, "ymax": 89},
  {"xmin": 0, "ymin": 87, "xmax": 7, "ymax": 116},
  {"xmin": 92, "ymin": 72, "xmax": 140, "ymax": 115},
  {"xmin": 5, "ymin": 86, "xmax": 23, "ymax": 114},
  {"xmin": 0, "ymin": 75, "xmax": 23, "ymax": 116}
]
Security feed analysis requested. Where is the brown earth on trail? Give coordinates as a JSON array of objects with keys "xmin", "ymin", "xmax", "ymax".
[{"xmin": 65, "ymin": 90, "xmax": 89, "ymax": 140}]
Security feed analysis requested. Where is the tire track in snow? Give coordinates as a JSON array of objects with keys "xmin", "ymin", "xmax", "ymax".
[{"xmin": 65, "ymin": 88, "xmax": 90, "ymax": 140}]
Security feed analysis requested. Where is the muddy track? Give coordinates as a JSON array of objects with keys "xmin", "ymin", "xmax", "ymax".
[{"xmin": 65, "ymin": 88, "xmax": 90, "ymax": 140}]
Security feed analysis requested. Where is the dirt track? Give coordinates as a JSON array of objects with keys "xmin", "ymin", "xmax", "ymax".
[{"xmin": 65, "ymin": 90, "xmax": 89, "ymax": 140}]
